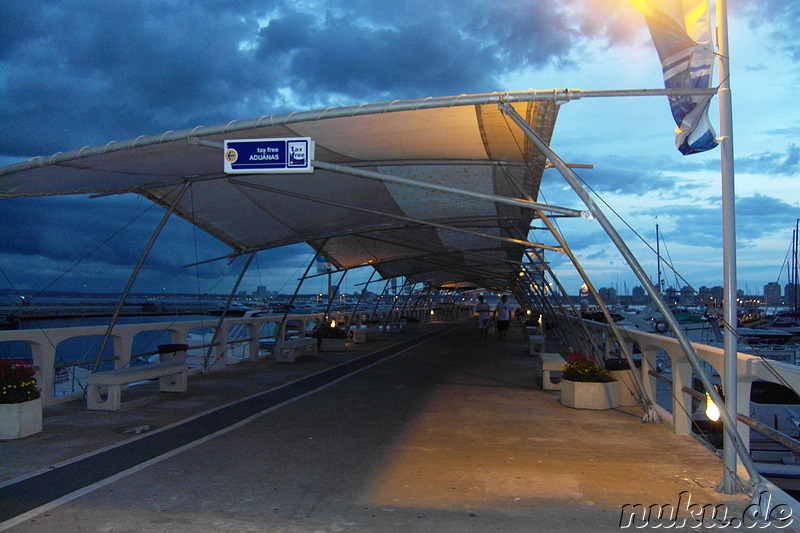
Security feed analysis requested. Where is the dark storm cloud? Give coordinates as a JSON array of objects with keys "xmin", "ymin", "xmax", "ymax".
[
  {"xmin": 6, "ymin": 0, "xmax": 786, "ymax": 294},
  {"xmin": 734, "ymin": 0, "xmax": 800, "ymax": 60},
  {"xmin": 0, "ymin": 195, "xmax": 229, "ymax": 291},
  {"xmin": 544, "ymin": 158, "xmax": 684, "ymax": 197},
  {"xmin": 736, "ymin": 194, "xmax": 800, "ymax": 241},
  {"xmin": 0, "ymin": 1, "xmax": 274, "ymax": 156},
  {"xmin": 0, "ymin": 0, "xmax": 618, "ymax": 159},
  {"xmin": 253, "ymin": 0, "xmax": 634, "ymax": 102},
  {"xmin": 0, "ymin": 0, "xmax": 624, "ymax": 293},
  {"xmin": 257, "ymin": 11, "xmax": 497, "ymax": 98},
  {"xmin": 734, "ymin": 144, "xmax": 800, "ymax": 177},
  {"xmin": 625, "ymin": 194, "xmax": 800, "ymax": 246},
  {"xmin": 0, "ymin": 193, "xmax": 318, "ymax": 294}
]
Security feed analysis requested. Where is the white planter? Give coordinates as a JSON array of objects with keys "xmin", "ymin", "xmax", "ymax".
[
  {"xmin": 319, "ymin": 338, "xmax": 347, "ymax": 352},
  {"xmin": 610, "ymin": 369, "xmax": 639, "ymax": 407},
  {"xmin": 0, "ymin": 397, "xmax": 43, "ymax": 440},
  {"xmin": 560, "ymin": 379, "xmax": 619, "ymax": 410}
]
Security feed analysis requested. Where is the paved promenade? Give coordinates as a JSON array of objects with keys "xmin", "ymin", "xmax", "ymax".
[{"xmin": 0, "ymin": 320, "xmax": 776, "ymax": 532}]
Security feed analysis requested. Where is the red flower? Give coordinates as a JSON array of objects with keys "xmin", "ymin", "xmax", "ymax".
[{"xmin": 0, "ymin": 358, "xmax": 41, "ymax": 404}]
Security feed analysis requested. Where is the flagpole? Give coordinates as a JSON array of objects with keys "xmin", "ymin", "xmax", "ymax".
[{"xmin": 716, "ymin": 0, "xmax": 739, "ymax": 494}]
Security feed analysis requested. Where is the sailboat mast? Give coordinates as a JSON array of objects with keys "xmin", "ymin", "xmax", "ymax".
[
  {"xmin": 791, "ymin": 218, "xmax": 800, "ymax": 313},
  {"xmin": 656, "ymin": 223, "xmax": 662, "ymax": 293}
]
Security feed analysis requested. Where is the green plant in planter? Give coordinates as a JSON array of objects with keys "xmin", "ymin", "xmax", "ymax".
[
  {"xmin": 0, "ymin": 358, "xmax": 41, "ymax": 404},
  {"xmin": 604, "ymin": 357, "xmax": 642, "ymax": 371},
  {"xmin": 562, "ymin": 353, "xmax": 615, "ymax": 383},
  {"xmin": 311, "ymin": 321, "xmax": 348, "ymax": 339}
]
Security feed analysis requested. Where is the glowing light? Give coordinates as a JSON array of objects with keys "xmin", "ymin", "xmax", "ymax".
[
  {"xmin": 705, "ymin": 392, "xmax": 720, "ymax": 422},
  {"xmin": 330, "ymin": 319, "xmax": 337, "ymax": 328}
]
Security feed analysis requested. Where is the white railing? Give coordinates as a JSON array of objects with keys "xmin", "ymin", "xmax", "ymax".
[
  {"xmin": 0, "ymin": 307, "xmax": 434, "ymax": 407},
  {"xmin": 570, "ymin": 317, "xmax": 800, "ymax": 452}
]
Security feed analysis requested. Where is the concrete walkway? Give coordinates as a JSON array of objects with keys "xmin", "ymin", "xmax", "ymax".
[{"xmin": 0, "ymin": 321, "xmax": 777, "ymax": 532}]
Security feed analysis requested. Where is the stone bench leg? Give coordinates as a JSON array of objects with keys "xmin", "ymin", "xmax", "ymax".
[
  {"xmin": 528, "ymin": 336, "xmax": 545, "ymax": 356},
  {"xmin": 86, "ymin": 383, "xmax": 123, "ymax": 411},
  {"xmin": 159, "ymin": 372, "xmax": 187, "ymax": 392},
  {"xmin": 276, "ymin": 350, "xmax": 296, "ymax": 363},
  {"xmin": 541, "ymin": 370, "xmax": 562, "ymax": 391}
]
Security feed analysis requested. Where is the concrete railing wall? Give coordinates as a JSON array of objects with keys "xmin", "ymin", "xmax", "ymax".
[
  {"xmin": 566, "ymin": 316, "xmax": 800, "ymax": 451},
  {"xmin": 0, "ymin": 307, "xmax": 435, "ymax": 407}
]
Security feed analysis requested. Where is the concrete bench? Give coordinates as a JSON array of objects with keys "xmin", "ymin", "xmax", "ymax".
[
  {"xmin": 275, "ymin": 337, "xmax": 318, "ymax": 363},
  {"xmin": 388, "ymin": 321, "xmax": 407, "ymax": 334},
  {"xmin": 86, "ymin": 361, "xmax": 188, "ymax": 411},
  {"xmin": 528, "ymin": 334, "xmax": 546, "ymax": 356},
  {"xmin": 349, "ymin": 326, "xmax": 378, "ymax": 344},
  {"xmin": 535, "ymin": 352, "xmax": 565, "ymax": 391}
]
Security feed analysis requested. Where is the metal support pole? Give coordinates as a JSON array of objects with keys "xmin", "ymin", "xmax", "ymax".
[
  {"xmin": 530, "ymin": 257, "xmax": 593, "ymax": 354},
  {"xmin": 536, "ymin": 211, "xmax": 656, "ymax": 421},
  {"xmin": 524, "ymin": 251, "xmax": 596, "ymax": 356},
  {"xmin": 533, "ymin": 214, "xmax": 614, "ymax": 357},
  {"xmin": 716, "ymin": 0, "xmax": 739, "ymax": 494},
  {"xmin": 399, "ymin": 282, "xmax": 417, "ymax": 318},
  {"xmin": 499, "ymin": 101, "xmax": 765, "ymax": 496},
  {"xmin": 324, "ymin": 270, "xmax": 348, "ymax": 320},
  {"xmin": 92, "ymin": 182, "xmax": 190, "ymax": 372},
  {"xmin": 349, "ymin": 268, "xmax": 377, "ymax": 326},
  {"xmin": 230, "ymin": 178, "xmax": 563, "ymax": 253},
  {"xmin": 312, "ymin": 159, "xmax": 590, "ymax": 219},
  {"xmin": 373, "ymin": 279, "xmax": 393, "ymax": 327},
  {"xmin": 275, "ymin": 250, "xmax": 321, "ymax": 351},
  {"xmin": 518, "ymin": 272, "xmax": 569, "ymax": 346},
  {"xmin": 202, "ymin": 252, "xmax": 255, "ymax": 371},
  {"xmin": 385, "ymin": 278, "xmax": 407, "ymax": 322}
]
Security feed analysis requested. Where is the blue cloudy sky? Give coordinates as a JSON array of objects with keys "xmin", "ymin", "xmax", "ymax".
[{"xmin": 0, "ymin": 0, "xmax": 798, "ymax": 298}]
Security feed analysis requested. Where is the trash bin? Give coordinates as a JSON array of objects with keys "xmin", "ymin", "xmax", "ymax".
[{"xmin": 157, "ymin": 343, "xmax": 189, "ymax": 363}]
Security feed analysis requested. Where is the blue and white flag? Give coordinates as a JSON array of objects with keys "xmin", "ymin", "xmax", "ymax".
[
  {"xmin": 315, "ymin": 253, "xmax": 332, "ymax": 274},
  {"xmin": 635, "ymin": 0, "xmax": 718, "ymax": 155}
]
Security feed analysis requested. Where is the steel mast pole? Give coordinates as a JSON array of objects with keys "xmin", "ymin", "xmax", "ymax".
[
  {"xmin": 92, "ymin": 182, "xmax": 190, "ymax": 373},
  {"xmin": 716, "ymin": 0, "xmax": 739, "ymax": 494},
  {"xmin": 499, "ymin": 100, "xmax": 766, "ymax": 498}
]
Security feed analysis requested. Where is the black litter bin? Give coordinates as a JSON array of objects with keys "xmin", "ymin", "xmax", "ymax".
[{"xmin": 157, "ymin": 343, "xmax": 189, "ymax": 363}]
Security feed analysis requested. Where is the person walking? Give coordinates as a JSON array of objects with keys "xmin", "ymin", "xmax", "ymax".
[
  {"xmin": 493, "ymin": 294, "xmax": 512, "ymax": 341},
  {"xmin": 475, "ymin": 295, "xmax": 491, "ymax": 340}
]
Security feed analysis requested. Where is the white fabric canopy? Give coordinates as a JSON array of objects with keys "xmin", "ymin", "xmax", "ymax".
[{"xmin": 0, "ymin": 92, "xmax": 563, "ymax": 290}]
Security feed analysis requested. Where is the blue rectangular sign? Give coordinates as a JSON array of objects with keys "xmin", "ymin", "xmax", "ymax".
[{"xmin": 224, "ymin": 138, "xmax": 314, "ymax": 174}]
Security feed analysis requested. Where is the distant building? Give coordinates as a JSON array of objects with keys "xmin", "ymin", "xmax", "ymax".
[
  {"xmin": 786, "ymin": 283, "xmax": 798, "ymax": 307},
  {"xmin": 680, "ymin": 285, "xmax": 694, "ymax": 299},
  {"xmin": 254, "ymin": 286, "xmax": 269, "ymax": 300},
  {"xmin": 598, "ymin": 286, "xmax": 617, "ymax": 303},
  {"xmin": 697, "ymin": 286, "xmax": 723, "ymax": 306},
  {"xmin": 764, "ymin": 282, "xmax": 781, "ymax": 306},
  {"xmin": 664, "ymin": 286, "xmax": 679, "ymax": 303},
  {"xmin": 631, "ymin": 286, "xmax": 646, "ymax": 305},
  {"xmin": 710, "ymin": 286, "xmax": 724, "ymax": 304}
]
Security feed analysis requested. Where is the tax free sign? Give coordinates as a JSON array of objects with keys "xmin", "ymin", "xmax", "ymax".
[{"xmin": 224, "ymin": 138, "xmax": 314, "ymax": 174}]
